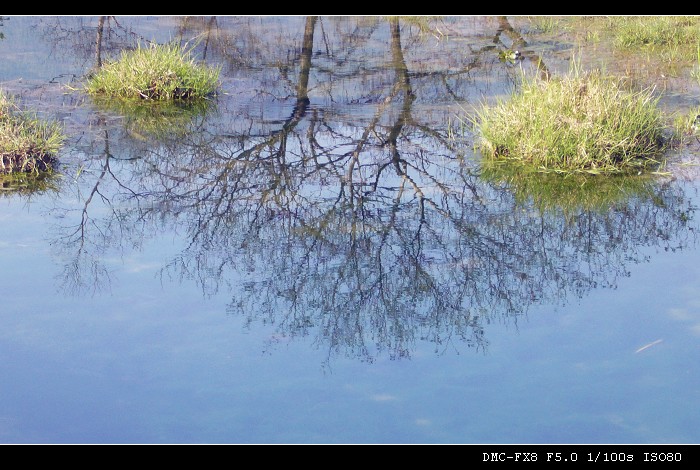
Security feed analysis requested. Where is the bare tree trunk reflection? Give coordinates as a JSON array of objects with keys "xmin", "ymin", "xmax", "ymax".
[
  {"xmin": 95, "ymin": 16, "xmax": 106, "ymax": 68},
  {"xmin": 201, "ymin": 16, "xmax": 218, "ymax": 60},
  {"xmin": 294, "ymin": 16, "xmax": 317, "ymax": 117}
]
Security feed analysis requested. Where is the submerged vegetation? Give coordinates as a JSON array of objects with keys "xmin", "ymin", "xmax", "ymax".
[
  {"xmin": 479, "ymin": 161, "xmax": 662, "ymax": 217},
  {"xmin": 0, "ymin": 90, "xmax": 65, "ymax": 175},
  {"xmin": 85, "ymin": 42, "xmax": 221, "ymax": 100},
  {"xmin": 90, "ymin": 96, "xmax": 214, "ymax": 140},
  {"xmin": 1, "ymin": 171, "xmax": 59, "ymax": 193},
  {"xmin": 472, "ymin": 64, "xmax": 667, "ymax": 175}
]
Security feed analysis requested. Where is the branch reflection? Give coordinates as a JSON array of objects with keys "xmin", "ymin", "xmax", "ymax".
[{"xmin": 43, "ymin": 16, "xmax": 698, "ymax": 364}]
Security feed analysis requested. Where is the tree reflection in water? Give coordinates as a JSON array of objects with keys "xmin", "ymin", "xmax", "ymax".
[{"xmin": 43, "ymin": 16, "xmax": 697, "ymax": 364}]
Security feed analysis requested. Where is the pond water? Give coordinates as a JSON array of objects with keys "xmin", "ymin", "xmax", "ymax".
[{"xmin": 1, "ymin": 15, "xmax": 700, "ymax": 444}]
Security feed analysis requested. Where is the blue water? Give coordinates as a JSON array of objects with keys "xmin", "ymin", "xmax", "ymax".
[{"xmin": 1, "ymin": 16, "xmax": 699, "ymax": 444}]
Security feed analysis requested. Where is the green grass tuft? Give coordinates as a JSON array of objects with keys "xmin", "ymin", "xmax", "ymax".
[
  {"xmin": 0, "ymin": 90, "xmax": 65, "ymax": 175},
  {"xmin": 85, "ymin": 42, "xmax": 221, "ymax": 101},
  {"xmin": 472, "ymin": 64, "xmax": 668, "ymax": 175},
  {"xmin": 607, "ymin": 16, "xmax": 700, "ymax": 50}
]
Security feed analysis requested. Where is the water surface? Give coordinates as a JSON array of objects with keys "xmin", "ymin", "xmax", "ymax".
[{"xmin": 1, "ymin": 15, "xmax": 699, "ymax": 444}]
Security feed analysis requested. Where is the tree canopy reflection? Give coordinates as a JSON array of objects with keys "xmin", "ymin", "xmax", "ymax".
[{"xmin": 43, "ymin": 16, "xmax": 698, "ymax": 364}]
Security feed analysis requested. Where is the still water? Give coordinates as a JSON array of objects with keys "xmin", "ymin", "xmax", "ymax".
[{"xmin": 1, "ymin": 16, "xmax": 699, "ymax": 444}]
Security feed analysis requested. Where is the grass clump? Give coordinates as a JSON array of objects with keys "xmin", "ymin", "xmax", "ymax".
[
  {"xmin": 526, "ymin": 16, "xmax": 569, "ymax": 35},
  {"xmin": 691, "ymin": 43, "xmax": 700, "ymax": 85},
  {"xmin": 0, "ymin": 90, "xmax": 65, "ymax": 174},
  {"xmin": 606, "ymin": 16, "xmax": 700, "ymax": 50},
  {"xmin": 85, "ymin": 42, "xmax": 220, "ymax": 101},
  {"xmin": 473, "ymin": 65, "xmax": 667, "ymax": 175},
  {"xmin": 670, "ymin": 107, "xmax": 700, "ymax": 142}
]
